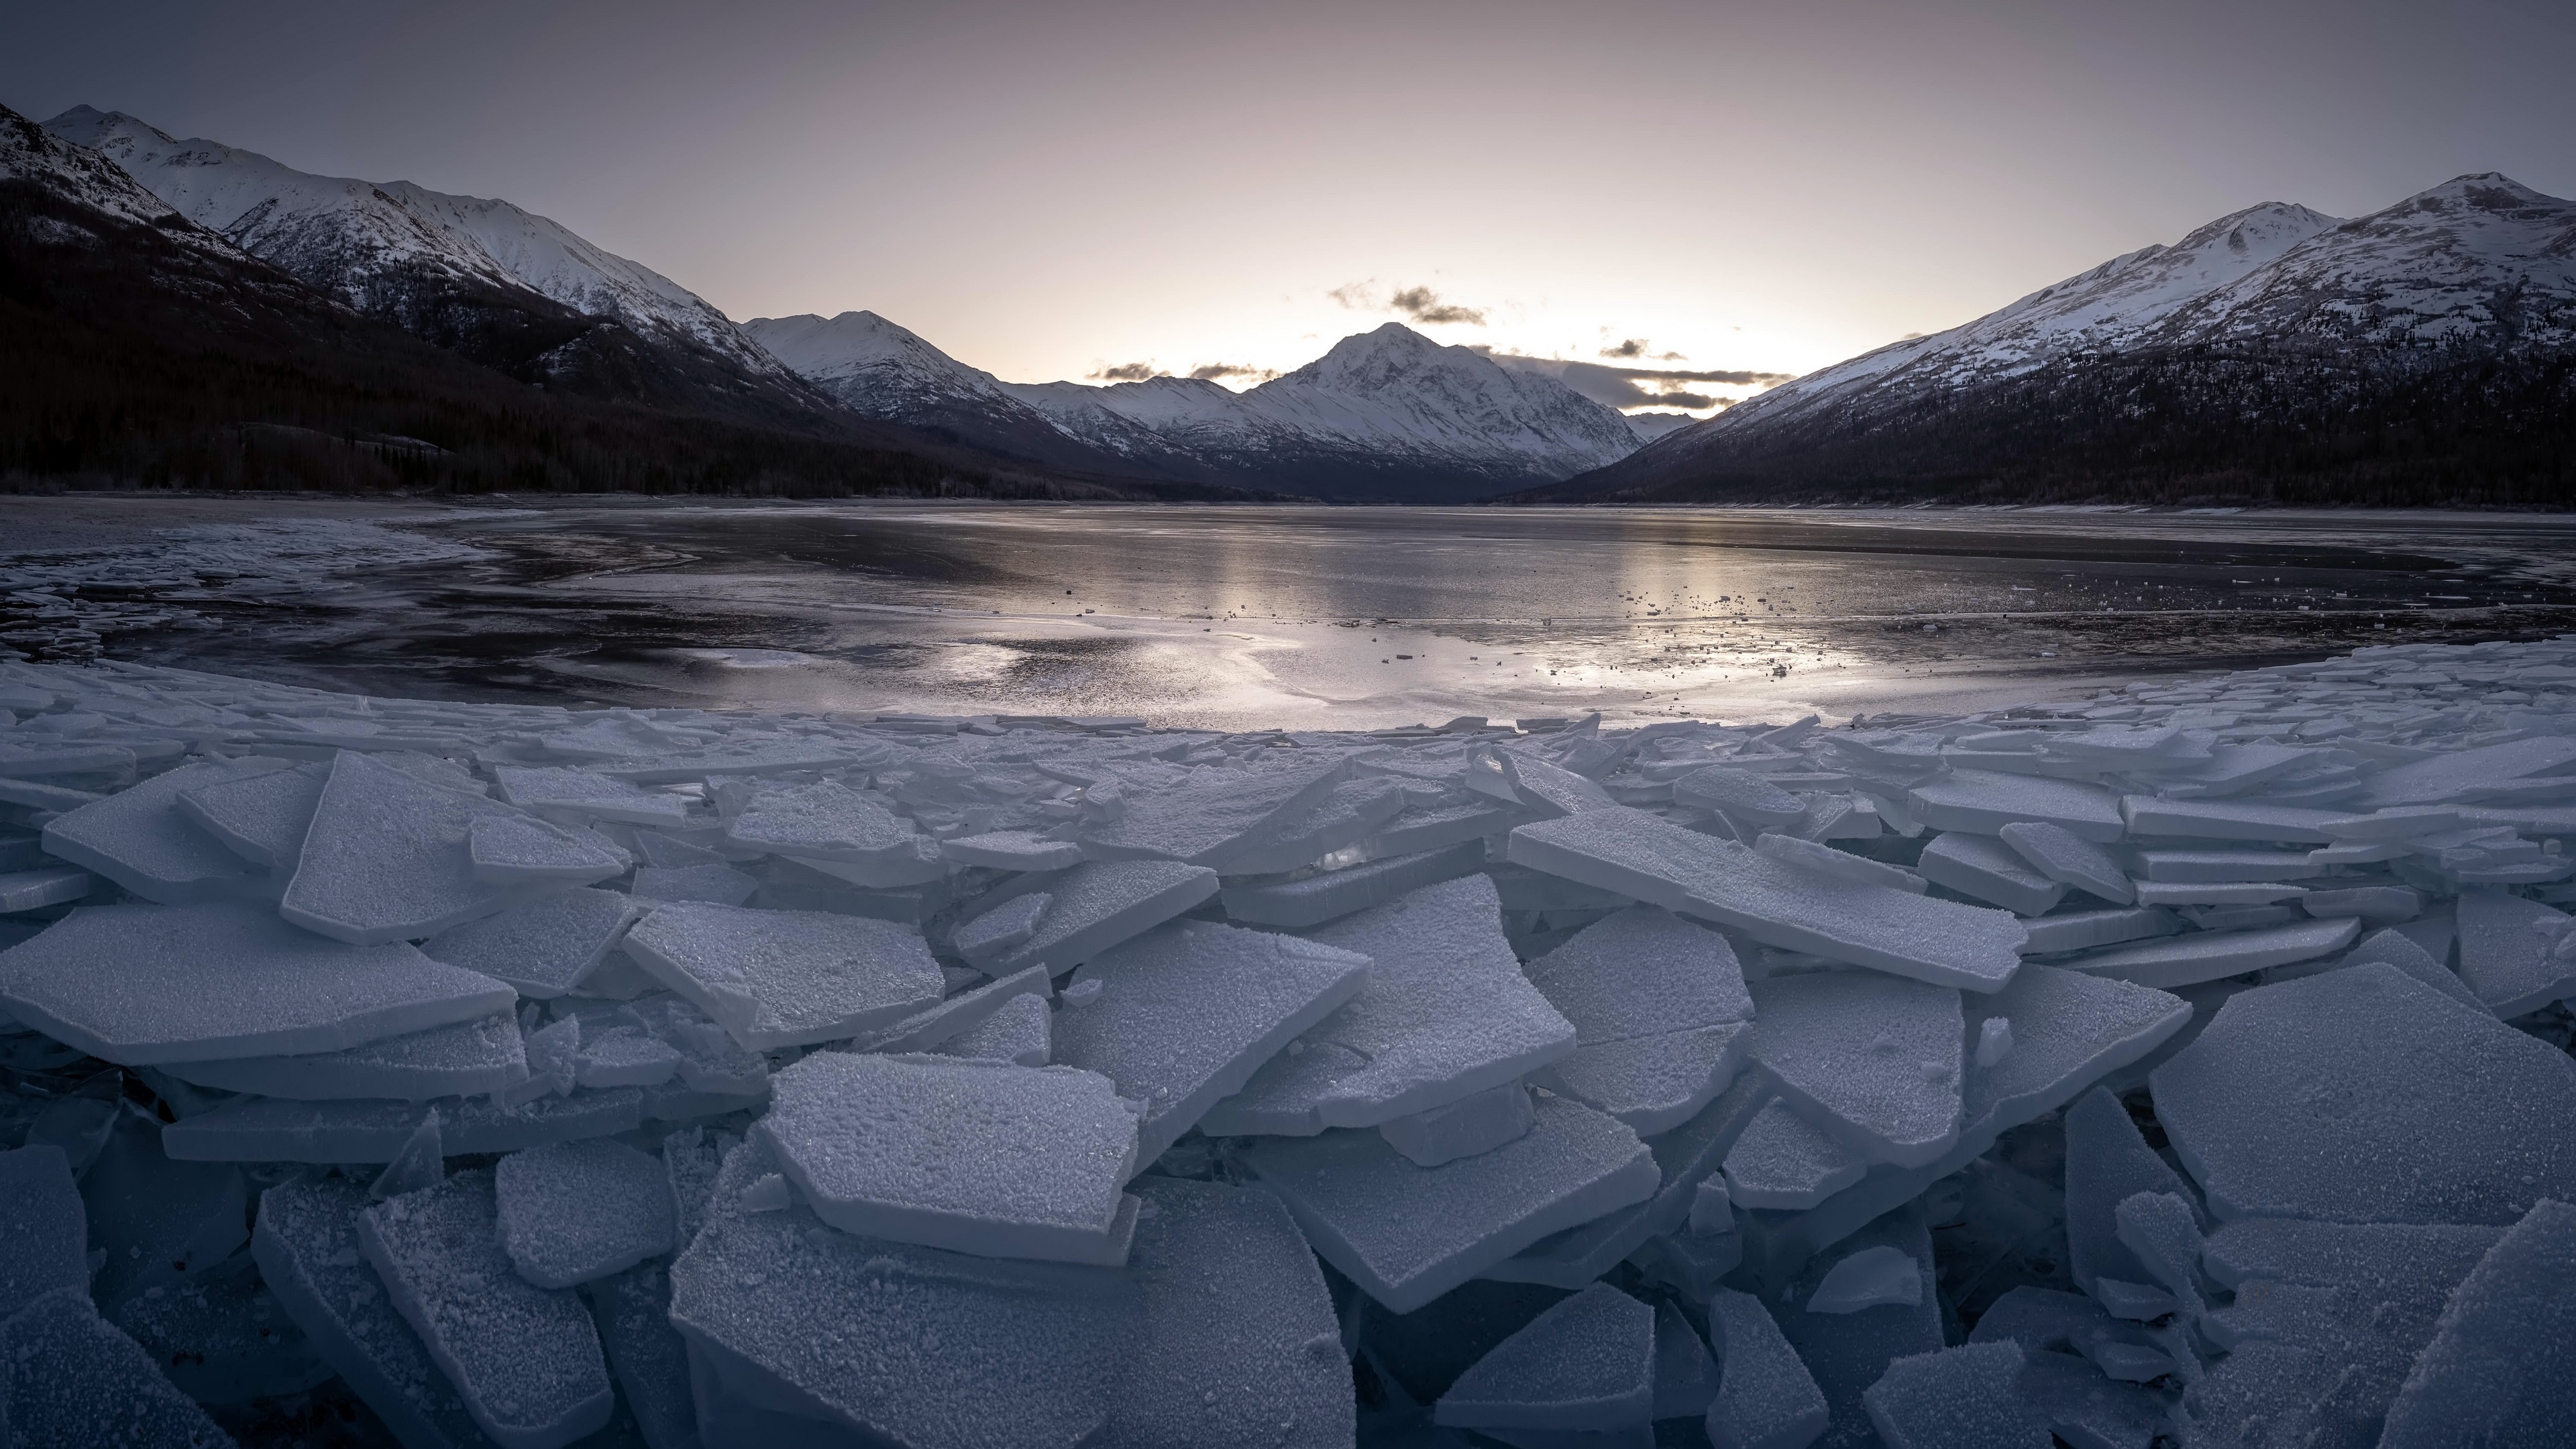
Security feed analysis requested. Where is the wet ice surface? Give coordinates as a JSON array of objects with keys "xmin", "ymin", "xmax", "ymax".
[{"xmin": 5, "ymin": 619, "xmax": 2576, "ymax": 1445}]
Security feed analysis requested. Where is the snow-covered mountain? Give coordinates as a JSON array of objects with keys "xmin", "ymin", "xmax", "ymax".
[
  {"xmin": 747, "ymin": 314, "xmax": 1644, "ymax": 500},
  {"xmin": 1533, "ymin": 174, "xmax": 2576, "ymax": 504},
  {"xmin": 42, "ymin": 106, "xmax": 793, "ymax": 386}
]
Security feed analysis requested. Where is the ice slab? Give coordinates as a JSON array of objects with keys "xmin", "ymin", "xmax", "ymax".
[
  {"xmin": 2134, "ymin": 849, "xmax": 2319, "ymax": 883},
  {"xmin": 0, "ymin": 901, "xmax": 515, "ymax": 1065},
  {"xmin": 1435, "ymin": 1282, "xmax": 1656, "ymax": 1434},
  {"xmin": 755, "ymin": 1051, "xmax": 1140, "ymax": 1265},
  {"xmin": 1082, "ymin": 757, "xmax": 1350, "ymax": 865},
  {"xmin": 41, "ymin": 757, "xmax": 282, "ymax": 903},
  {"xmin": 1909, "ymin": 769, "xmax": 2123, "ymax": 842},
  {"xmin": 1758, "ymin": 832, "xmax": 1926, "ymax": 894},
  {"xmin": 2063, "ymin": 915, "xmax": 2359, "ymax": 988},
  {"xmin": 629, "ymin": 863, "xmax": 757, "ymax": 906},
  {"xmin": 573, "ymin": 1016, "xmax": 682, "ymax": 1088},
  {"xmin": 2320, "ymin": 925, "xmax": 2486, "ymax": 1011},
  {"xmin": 358, "ymin": 1169, "xmax": 614, "ymax": 1449},
  {"xmin": 1380, "ymin": 1082, "xmax": 1535, "ymax": 1168},
  {"xmin": 492, "ymin": 765, "xmax": 692, "ymax": 827},
  {"xmin": 422, "ymin": 888, "xmax": 641, "ymax": 1000},
  {"xmin": 1098, "ymin": 1178, "xmax": 1354, "ymax": 1449},
  {"xmin": 2111, "ymin": 1189, "xmax": 2205, "ymax": 1322},
  {"xmin": 1653, "ymin": 1301, "xmax": 1720, "ymax": 1420},
  {"xmin": 2456, "ymin": 889, "xmax": 2576, "ymax": 1017},
  {"xmin": 166, "ymin": 1087, "xmax": 643, "ymax": 1163},
  {"xmin": 2121, "ymin": 796, "xmax": 2343, "ymax": 843},
  {"xmin": 2347, "ymin": 735, "xmax": 2576, "ymax": 810},
  {"xmin": 0, "ymin": 1288, "xmax": 234, "ymax": 1449},
  {"xmin": 939, "ymin": 828, "xmax": 1085, "ymax": 871},
  {"xmin": 1997, "ymin": 821, "xmax": 2133, "ymax": 904},
  {"xmin": 0, "ymin": 865, "xmax": 94, "ymax": 913},
  {"xmin": 1746, "ymin": 971, "xmax": 1964, "ymax": 1169},
  {"xmin": 1218, "ymin": 839, "xmax": 1487, "ymax": 928},
  {"xmin": 587, "ymin": 1263, "xmax": 699, "ymax": 1449},
  {"xmin": 1511, "ymin": 808, "xmax": 2026, "ymax": 991},
  {"xmin": 1049, "ymin": 918, "xmax": 1371, "ymax": 1163},
  {"xmin": 1524, "ymin": 906, "xmax": 1753, "ymax": 1133},
  {"xmin": 2133, "ymin": 881, "xmax": 2308, "ymax": 907},
  {"xmin": 1918, "ymin": 832, "xmax": 2070, "ymax": 916},
  {"xmin": 175, "ymin": 763, "xmax": 324, "ymax": 869},
  {"xmin": 1724, "ymin": 1099, "xmax": 1868, "ymax": 1211},
  {"xmin": 495, "ymin": 1139, "xmax": 676, "ymax": 1289},
  {"xmin": 932, "ymin": 989, "xmax": 1051, "ymax": 1065},
  {"xmin": 1199, "ymin": 874, "xmax": 1574, "ymax": 1136},
  {"xmin": 1240, "ymin": 1093, "xmax": 1656, "ymax": 1312},
  {"xmin": 984, "ymin": 859, "xmax": 1220, "ymax": 975},
  {"xmin": 2063, "ymin": 1087, "xmax": 2194, "ymax": 1299},
  {"xmin": 623, "ymin": 900, "xmax": 943, "ymax": 1049},
  {"xmin": 2302, "ymin": 884, "xmax": 2422, "ymax": 921},
  {"xmin": 162, "ymin": 1012, "xmax": 526, "ymax": 1102},
  {"xmin": 283, "ymin": 751, "xmax": 555, "ymax": 944},
  {"xmin": 666, "ymin": 1132, "xmax": 1138, "ymax": 1449},
  {"xmin": 372, "ymin": 1108, "xmax": 445, "ymax": 1200},
  {"xmin": 2377, "ymin": 1199, "xmax": 2576, "ymax": 1447},
  {"xmin": 0, "ymin": 1146, "xmax": 85, "ymax": 1320},
  {"xmin": 1705, "ymin": 1285, "xmax": 1829, "ymax": 1449},
  {"xmin": 1810, "ymin": 1242, "xmax": 1924, "ymax": 1314},
  {"xmin": 253, "ymin": 1174, "xmax": 496, "ymax": 1449},
  {"xmin": 1768, "ymin": 1204, "xmax": 1944, "ymax": 1448},
  {"xmin": 1205, "ymin": 775, "xmax": 1412, "ymax": 874},
  {"xmin": 2152, "ymin": 963, "xmax": 2576, "ymax": 1224},
  {"xmin": 720, "ymin": 779, "xmax": 921, "ymax": 863},
  {"xmin": 1862, "ymin": 1341, "xmax": 2051, "ymax": 1449},
  {"xmin": 2020, "ymin": 906, "xmax": 2179, "ymax": 955},
  {"xmin": 837, "ymin": 963, "xmax": 1053, "ymax": 1056},
  {"xmin": 468, "ymin": 814, "xmax": 625, "ymax": 885},
  {"xmin": 953, "ymin": 890, "xmax": 1046, "ymax": 967},
  {"xmin": 1674, "ymin": 765, "xmax": 1809, "ymax": 827}
]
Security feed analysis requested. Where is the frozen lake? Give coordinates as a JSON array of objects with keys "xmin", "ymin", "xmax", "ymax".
[{"xmin": 6, "ymin": 498, "xmax": 2576, "ymax": 730}]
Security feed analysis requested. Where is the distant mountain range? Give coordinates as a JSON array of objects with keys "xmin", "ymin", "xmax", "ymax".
[{"xmin": 1513, "ymin": 175, "xmax": 2576, "ymax": 506}]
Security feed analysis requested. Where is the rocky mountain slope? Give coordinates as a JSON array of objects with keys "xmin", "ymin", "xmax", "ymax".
[{"xmin": 1519, "ymin": 175, "xmax": 2576, "ymax": 507}]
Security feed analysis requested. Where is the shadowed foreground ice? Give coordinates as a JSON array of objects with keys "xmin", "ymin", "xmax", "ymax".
[{"xmin": 3, "ymin": 637, "xmax": 2575, "ymax": 1447}]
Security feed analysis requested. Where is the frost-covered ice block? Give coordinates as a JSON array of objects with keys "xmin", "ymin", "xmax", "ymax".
[
  {"xmin": 1098, "ymin": 1178, "xmax": 1354, "ymax": 1449},
  {"xmin": 932, "ymin": 989, "xmax": 1051, "ymax": 1065},
  {"xmin": 2456, "ymin": 889, "xmax": 2576, "ymax": 1017},
  {"xmin": 1998, "ymin": 821, "xmax": 2135, "ymax": 905},
  {"xmin": 1497, "ymin": 749, "xmax": 1620, "ymax": 820},
  {"xmin": 984, "ymin": 859, "xmax": 1220, "ymax": 975},
  {"xmin": 1674, "ymin": 765, "xmax": 1808, "ymax": 826},
  {"xmin": 720, "ymin": 779, "xmax": 920, "ymax": 862},
  {"xmin": 1705, "ymin": 1286, "xmax": 1829, "ymax": 1449},
  {"xmin": 663, "ymin": 1127, "xmax": 724, "ymax": 1245},
  {"xmin": 667, "ymin": 1132, "xmax": 1139, "ymax": 1449},
  {"xmin": 2190, "ymin": 1216, "xmax": 2504, "ymax": 1449},
  {"xmin": 1723, "ymin": 1099, "xmax": 1866, "ymax": 1210},
  {"xmin": 1435, "ymin": 1282, "xmax": 1655, "ymax": 1434},
  {"xmin": 254, "ymin": 1175, "xmax": 496, "ymax": 1449},
  {"xmin": 1205, "ymin": 775, "xmax": 1413, "ymax": 874},
  {"xmin": 1240, "ymin": 1093, "xmax": 1656, "ymax": 1312},
  {"xmin": 2020, "ymin": 906, "xmax": 2178, "ymax": 955},
  {"xmin": 588, "ymin": 742, "xmax": 859, "ymax": 783},
  {"xmin": 2062, "ymin": 916, "xmax": 2359, "ymax": 988},
  {"xmin": 166, "ymin": 1087, "xmax": 643, "ymax": 1163},
  {"xmin": 2318, "ymin": 805, "xmax": 2466, "ymax": 841},
  {"xmin": 1756, "ymin": 832, "xmax": 1927, "ymax": 894},
  {"xmin": 1653, "ymin": 1301, "xmax": 1719, "ymax": 1421},
  {"xmin": 1364, "ymin": 798, "xmax": 1517, "ymax": 857},
  {"xmin": 2313, "ymin": 926, "xmax": 2487, "ymax": 1011},
  {"xmin": 1081, "ymin": 757, "xmax": 1350, "ymax": 865},
  {"xmin": 588, "ymin": 1264, "xmax": 699, "ymax": 1449},
  {"xmin": 358, "ymin": 1169, "xmax": 614, "ymax": 1449},
  {"xmin": 1809, "ymin": 1243, "xmax": 1923, "ymax": 1313},
  {"xmin": 940, "ymin": 828, "xmax": 1085, "ymax": 871},
  {"xmin": 468, "ymin": 813, "xmax": 626, "ymax": 885},
  {"xmin": 492, "ymin": 765, "xmax": 692, "ymax": 826},
  {"xmin": 2111, "ymin": 1190, "xmax": 2205, "ymax": 1322},
  {"xmin": 1199, "ymin": 875, "xmax": 1573, "ymax": 1135},
  {"xmin": 0, "ymin": 1289, "xmax": 235, "ymax": 1449},
  {"xmin": 1510, "ymin": 809, "xmax": 2025, "ymax": 991},
  {"xmin": 495, "ymin": 1140, "xmax": 676, "ymax": 1289},
  {"xmin": 0, "ymin": 901, "xmax": 515, "ymax": 1065},
  {"xmin": 1049, "ymin": 918, "xmax": 1371, "ymax": 1163},
  {"xmin": 372, "ymin": 1109, "xmax": 445, "ymax": 1201},
  {"xmin": 2377, "ymin": 1199, "xmax": 2576, "ymax": 1448},
  {"xmin": 573, "ymin": 1015, "xmax": 682, "ymax": 1088},
  {"xmin": 284, "ymin": 751, "xmax": 549, "ymax": 944},
  {"xmin": 1917, "ymin": 832, "xmax": 2069, "ymax": 916},
  {"xmin": 423, "ymin": 888, "xmax": 640, "ymax": 1000},
  {"xmin": 0, "ymin": 865, "xmax": 94, "ymax": 913},
  {"xmin": 623, "ymin": 900, "xmax": 943, "ymax": 1049},
  {"xmin": 2120, "ymin": 796, "xmax": 2343, "ymax": 843},
  {"xmin": 1862, "ymin": 1341, "xmax": 2051, "ymax": 1449},
  {"xmin": 1523, "ymin": 906, "xmax": 1755, "ymax": 1134},
  {"xmin": 2348, "ymin": 735, "xmax": 2576, "ymax": 810},
  {"xmin": 629, "ymin": 863, "xmax": 757, "ymax": 906},
  {"xmin": 1218, "ymin": 839, "xmax": 1488, "ymax": 928},
  {"xmin": 0, "ymin": 739, "xmax": 131, "ymax": 778},
  {"xmin": 756, "ymin": 1051, "xmax": 1140, "ymax": 1265},
  {"xmin": 1770, "ymin": 1205, "xmax": 1942, "ymax": 1449},
  {"xmin": 2063, "ymin": 1087, "xmax": 2194, "ymax": 1299},
  {"xmin": 2153, "ymin": 963, "xmax": 2576, "ymax": 1224},
  {"xmin": 838, "ymin": 963, "xmax": 1053, "ymax": 1055},
  {"xmin": 41, "ymin": 757, "xmax": 282, "ymax": 903},
  {"xmin": 2134, "ymin": 849, "xmax": 2319, "ymax": 883},
  {"xmin": 1909, "ymin": 769, "xmax": 2123, "ymax": 842},
  {"xmin": 1379, "ymin": 1082, "xmax": 1534, "ymax": 1168},
  {"xmin": 1746, "ymin": 971, "xmax": 1964, "ymax": 1169},
  {"xmin": 953, "ymin": 890, "xmax": 1046, "ymax": 966},
  {"xmin": 2301, "ymin": 884, "xmax": 2422, "ymax": 921},
  {"xmin": 0, "ymin": 1146, "xmax": 86, "ymax": 1319},
  {"xmin": 2133, "ymin": 881, "xmax": 2308, "ymax": 907},
  {"xmin": 162, "ymin": 1012, "xmax": 527, "ymax": 1101}
]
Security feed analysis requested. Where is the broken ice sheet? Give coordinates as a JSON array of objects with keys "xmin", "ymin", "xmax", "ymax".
[
  {"xmin": 174, "ymin": 762, "xmax": 325, "ymax": 870},
  {"xmin": 1909, "ymin": 769, "xmax": 2125, "ymax": 842},
  {"xmin": 2063, "ymin": 915, "xmax": 2359, "ymax": 988},
  {"xmin": 1723, "ymin": 1099, "xmax": 1867, "ymax": 1212},
  {"xmin": 2375, "ymin": 1199, "xmax": 2576, "ymax": 1447},
  {"xmin": 1048, "ymin": 917, "xmax": 1371, "ymax": 1163},
  {"xmin": 1746, "ymin": 971, "xmax": 1965, "ymax": 1169},
  {"xmin": 755, "ymin": 1050, "xmax": 1140, "ymax": 1265},
  {"xmin": 40, "ymin": 756, "xmax": 286, "ymax": 904},
  {"xmin": 981, "ymin": 858, "xmax": 1220, "ymax": 975},
  {"xmin": 1862, "ymin": 1340, "xmax": 2053, "ymax": 1448},
  {"xmin": 1434, "ymin": 1281, "xmax": 1656, "ymax": 1435},
  {"xmin": 2455, "ymin": 888, "xmax": 2576, "ymax": 1016},
  {"xmin": 0, "ymin": 900, "xmax": 515, "ymax": 1065},
  {"xmin": 1522, "ymin": 905, "xmax": 1755, "ymax": 1134},
  {"xmin": 1997, "ymin": 820, "xmax": 2135, "ymax": 904},
  {"xmin": 282, "ymin": 750, "xmax": 550, "ymax": 945},
  {"xmin": 166, "ymin": 1087, "xmax": 644, "ymax": 1163},
  {"xmin": 467, "ymin": 812, "xmax": 626, "ymax": 885},
  {"xmin": 493, "ymin": 764, "xmax": 694, "ymax": 826},
  {"xmin": 159, "ymin": 1012, "xmax": 527, "ymax": 1101},
  {"xmin": 1705, "ymin": 1285, "xmax": 1830, "ymax": 1449},
  {"xmin": 494, "ymin": 1139, "xmax": 677, "ymax": 1289},
  {"xmin": 1917, "ymin": 832, "xmax": 2070, "ymax": 916},
  {"xmin": 622, "ymin": 900, "xmax": 943, "ymax": 1049},
  {"xmin": 0, "ymin": 1145, "xmax": 87, "ymax": 1320},
  {"xmin": 423, "ymin": 887, "xmax": 641, "ymax": 1000},
  {"xmin": 1198, "ymin": 873, "xmax": 1574, "ymax": 1136},
  {"xmin": 932, "ymin": 988, "xmax": 1051, "ymax": 1066},
  {"xmin": 1079, "ymin": 756, "xmax": 1350, "ymax": 865},
  {"xmin": 0, "ymin": 1288, "xmax": 235, "ymax": 1449}
]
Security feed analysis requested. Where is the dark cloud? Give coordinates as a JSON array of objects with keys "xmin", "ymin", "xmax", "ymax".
[
  {"xmin": 1326, "ymin": 282, "xmax": 1373, "ymax": 309},
  {"xmin": 1644, "ymin": 389, "xmax": 1716, "ymax": 409},
  {"xmin": 1601, "ymin": 337, "xmax": 1648, "ymax": 358},
  {"xmin": 1089, "ymin": 362, "xmax": 1161, "ymax": 382},
  {"xmin": 1387, "ymin": 285, "xmax": 1487, "ymax": 326},
  {"xmin": 1479, "ymin": 349, "xmax": 1798, "ymax": 411},
  {"xmin": 1188, "ymin": 362, "xmax": 1279, "ymax": 383}
]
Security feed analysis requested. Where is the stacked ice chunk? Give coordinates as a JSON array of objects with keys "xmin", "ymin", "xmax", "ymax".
[{"xmin": 1, "ymin": 636, "xmax": 2575, "ymax": 1444}]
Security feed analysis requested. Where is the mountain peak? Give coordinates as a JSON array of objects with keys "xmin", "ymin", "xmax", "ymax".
[{"xmin": 2390, "ymin": 172, "xmax": 2563, "ymax": 214}]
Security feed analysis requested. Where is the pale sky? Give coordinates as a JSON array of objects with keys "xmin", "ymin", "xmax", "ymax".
[{"xmin": 9, "ymin": 0, "xmax": 2571, "ymax": 415}]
